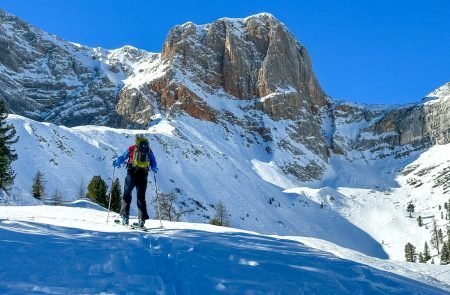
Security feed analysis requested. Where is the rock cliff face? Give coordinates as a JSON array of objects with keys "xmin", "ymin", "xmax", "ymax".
[
  {"xmin": 116, "ymin": 14, "xmax": 328, "ymax": 125},
  {"xmin": 158, "ymin": 14, "xmax": 327, "ymax": 120},
  {"xmin": 1, "ymin": 8, "xmax": 449, "ymax": 183},
  {"xmin": 423, "ymin": 83, "xmax": 450, "ymax": 145},
  {"xmin": 331, "ymin": 83, "xmax": 450, "ymax": 160},
  {"xmin": 0, "ymin": 10, "xmax": 125, "ymax": 126}
]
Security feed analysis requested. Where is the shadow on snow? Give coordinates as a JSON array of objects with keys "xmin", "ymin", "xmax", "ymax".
[{"xmin": 0, "ymin": 220, "xmax": 447, "ymax": 294}]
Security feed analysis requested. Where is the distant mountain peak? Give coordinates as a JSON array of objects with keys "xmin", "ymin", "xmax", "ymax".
[{"xmin": 244, "ymin": 12, "xmax": 277, "ymax": 19}]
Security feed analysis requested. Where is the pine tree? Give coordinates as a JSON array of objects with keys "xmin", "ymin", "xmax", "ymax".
[
  {"xmin": 447, "ymin": 198, "xmax": 450, "ymax": 220},
  {"xmin": 417, "ymin": 216, "xmax": 423, "ymax": 227},
  {"xmin": 418, "ymin": 252, "xmax": 424, "ymax": 263},
  {"xmin": 32, "ymin": 171, "xmax": 45, "ymax": 200},
  {"xmin": 109, "ymin": 178, "xmax": 121, "ymax": 213},
  {"xmin": 448, "ymin": 238, "xmax": 450, "ymax": 257},
  {"xmin": 404, "ymin": 242, "xmax": 416, "ymax": 262},
  {"xmin": 423, "ymin": 242, "xmax": 431, "ymax": 262},
  {"xmin": 0, "ymin": 100, "xmax": 18, "ymax": 191},
  {"xmin": 438, "ymin": 228, "xmax": 444, "ymax": 244},
  {"xmin": 440, "ymin": 242, "xmax": 449, "ymax": 265},
  {"xmin": 407, "ymin": 203, "xmax": 415, "ymax": 218},
  {"xmin": 431, "ymin": 219, "xmax": 441, "ymax": 255},
  {"xmin": 87, "ymin": 175, "xmax": 108, "ymax": 208},
  {"xmin": 210, "ymin": 201, "xmax": 230, "ymax": 227}
]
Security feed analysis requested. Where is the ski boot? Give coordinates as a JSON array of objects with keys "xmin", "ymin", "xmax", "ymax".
[
  {"xmin": 121, "ymin": 215, "xmax": 129, "ymax": 226},
  {"xmin": 137, "ymin": 219, "xmax": 145, "ymax": 229}
]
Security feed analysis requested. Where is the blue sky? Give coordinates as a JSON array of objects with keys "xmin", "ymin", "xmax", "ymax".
[{"xmin": 2, "ymin": 0, "xmax": 449, "ymax": 104}]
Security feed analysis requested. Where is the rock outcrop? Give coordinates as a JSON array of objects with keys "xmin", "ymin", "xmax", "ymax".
[
  {"xmin": 157, "ymin": 13, "xmax": 327, "ymax": 121},
  {"xmin": 0, "ymin": 9, "xmax": 124, "ymax": 126},
  {"xmin": 331, "ymin": 83, "xmax": 450, "ymax": 160}
]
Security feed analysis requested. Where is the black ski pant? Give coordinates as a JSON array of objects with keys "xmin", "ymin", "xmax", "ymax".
[{"xmin": 120, "ymin": 168, "xmax": 150, "ymax": 220}]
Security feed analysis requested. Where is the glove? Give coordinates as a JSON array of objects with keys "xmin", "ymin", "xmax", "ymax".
[
  {"xmin": 113, "ymin": 160, "xmax": 120, "ymax": 168},
  {"xmin": 152, "ymin": 167, "xmax": 159, "ymax": 173}
]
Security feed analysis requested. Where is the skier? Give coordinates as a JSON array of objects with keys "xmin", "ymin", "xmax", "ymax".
[{"xmin": 113, "ymin": 134, "xmax": 158, "ymax": 228}]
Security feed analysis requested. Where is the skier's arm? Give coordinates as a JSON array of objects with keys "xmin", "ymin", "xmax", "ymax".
[
  {"xmin": 149, "ymin": 150, "xmax": 158, "ymax": 172},
  {"xmin": 113, "ymin": 149, "xmax": 130, "ymax": 167}
]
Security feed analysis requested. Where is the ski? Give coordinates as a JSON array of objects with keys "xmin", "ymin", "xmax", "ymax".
[
  {"xmin": 113, "ymin": 219, "xmax": 150, "ymax": 231},
  {"xmin": 130, "ymin": 222, "xmax": 150, "ymax": 231}
]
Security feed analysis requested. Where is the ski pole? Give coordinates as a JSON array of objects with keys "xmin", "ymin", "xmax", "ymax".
[
  {"xmin": 153, "ymin": 172, "xmax": 163, "ymax": 228},
  {"xmin": 106, "ymin": 166, "xmax": 116, "ymax": 223}
]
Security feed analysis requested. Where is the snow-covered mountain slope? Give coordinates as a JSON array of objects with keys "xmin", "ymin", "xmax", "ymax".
[
  {"xmin": 5, "ymin": 114, "xmax": 386, "ymax": 259},
  {"xmin": 0, "ymin": 8, "xmax": 160, "ymax": 126},
  {"xmin": 0, "ymin": 204, "xmax": 449, "ymax": 294},
  {"xmin": 424, "ymin": 82, "xmax": 450, "ymax": 103},
  {"xmin": 288, "ymin": 142, "xmax": 450, "ymax": 261},
  {"xmin": 5, "ymin": 113, "xmax": 450, "ymax": 263}
]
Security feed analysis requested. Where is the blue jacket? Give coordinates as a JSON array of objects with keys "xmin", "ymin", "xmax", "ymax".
[{"xmin": 113, "ymin": 146, "xmax": 158, "ymax": 172}]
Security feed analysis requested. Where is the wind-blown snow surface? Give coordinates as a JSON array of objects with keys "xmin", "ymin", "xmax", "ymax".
[
  {"xmin": 4, "ymin": 114, "xmax": 450, "ymax": 264},
  {"xmin": 0, "ymin": 204, "xmax": 449, "ymax": 294}
]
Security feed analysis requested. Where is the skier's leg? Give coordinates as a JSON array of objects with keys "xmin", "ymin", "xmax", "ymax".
[
  {"xmin": 120, "ymin": 171, "xmax": 135, "ymax": 218},
  {"xmin": 136, "ymin": 172, "xmax": 149, "ymax": 221}
]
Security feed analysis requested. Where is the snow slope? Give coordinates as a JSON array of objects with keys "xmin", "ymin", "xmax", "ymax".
[
  {"xmin": 5, "ymin": 113, "xmax": 450, "ymax": 263},
  {"xmin": 0, "ymin": 204, "xmax": 449, "ymax": 294},
  {"xmin": 5, "ymin": 114, "xmax": 388, "ymax": 259},
  {"xmin": 285, "ymin": 143, "xmax": 450, "ymax": 261}
]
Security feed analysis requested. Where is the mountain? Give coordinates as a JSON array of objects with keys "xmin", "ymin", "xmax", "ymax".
[
  {"xmin": 332, "ymin": 82, "xmax": 450, "ymax": 160},
  {"xmin": 0, "ymin": 10, "xmax": 115, "ymax": 125},
  {"xmin": 2, "ymin": 8, "xmax": 449, "ymax": 183},
  {"xmin": 5, "ymin": 108, "xmax": 450, "ymax": 263},
  {"xmin": 0, "ymin": 205, "xmax": 449, "ymax": 294},
  {"xmin": 0, "ymin": 10, "xmax": 332, "ymax": 181},
  {"xmin": 1, "ymin": 6, "xmax": 450, "ymax": 278}
]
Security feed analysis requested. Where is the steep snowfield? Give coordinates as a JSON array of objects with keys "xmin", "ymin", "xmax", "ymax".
[
  {"xmin": 285, "ymin": 143, "xmax": 450, "ymax": 261},
  {"xmin": 5, "ymin": 114, "xmax": 386, "ymax": 259},
  {"xmin": 0, "ymin": 204, "xmax": 449, "ymax": 294},
  {"xmin": 4, "ymin": 114, "xmax": 450, "ymax": 264}
]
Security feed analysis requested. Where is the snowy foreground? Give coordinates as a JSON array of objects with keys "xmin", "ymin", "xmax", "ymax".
[{"xmin": 1, "ymin": 203, "xmax": 449, "ymax": 294}]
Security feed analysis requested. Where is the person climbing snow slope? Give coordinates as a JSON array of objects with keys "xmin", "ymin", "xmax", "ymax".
[{"xmin": 113, "ymin": 134, "xmax": 158, "ymax": 228}]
